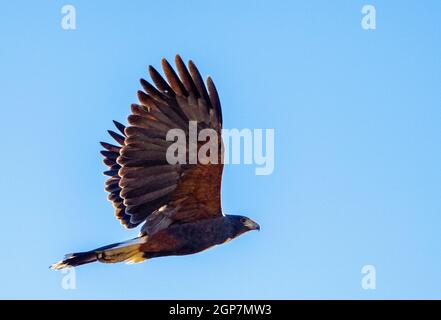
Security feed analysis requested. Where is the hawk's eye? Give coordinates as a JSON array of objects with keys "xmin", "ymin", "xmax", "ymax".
[{"xmin": 240, "ymin": 217, "xmax": 247, "ymax": 224}]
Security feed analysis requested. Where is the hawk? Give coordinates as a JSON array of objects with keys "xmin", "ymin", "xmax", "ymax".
[{"xmin": 51, "ymin": 55, "xmax": 259, "ymax": 269}]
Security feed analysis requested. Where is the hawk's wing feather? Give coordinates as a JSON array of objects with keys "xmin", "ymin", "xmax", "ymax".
[
  {"xmin": 101, "ymin": 55, "xmax": 223, "ymax": 233},
  {"xmin": 101, "ymin": 121, "xmax": 138, "ymax": 228}
]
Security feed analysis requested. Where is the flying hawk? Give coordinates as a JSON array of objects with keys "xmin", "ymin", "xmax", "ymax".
[{"xmin": 51, "ymin": 55, "xmax": 259, "ymax": 269}]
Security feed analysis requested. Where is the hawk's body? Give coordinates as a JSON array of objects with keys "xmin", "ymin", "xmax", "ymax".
[{"xmin": 51, "ymin": 55, "xmax": 259, "ymax": 270}]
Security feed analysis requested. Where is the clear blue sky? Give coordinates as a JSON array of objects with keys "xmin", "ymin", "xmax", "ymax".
[{"xmin": 0, "ymin": 1, "xmax": 440, "ymax": 299}]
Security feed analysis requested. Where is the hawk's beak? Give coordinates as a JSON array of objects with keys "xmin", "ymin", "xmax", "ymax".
[{"xmin": 244, "ymin": 219, "xmax": 260, "ymax": 231}]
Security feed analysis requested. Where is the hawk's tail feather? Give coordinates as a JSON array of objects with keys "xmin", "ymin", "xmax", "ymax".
[
  {"xmin": 50, "ymin": 236, "xmax": 148, "ymax": 270},
  {"xmin": 50, "ymin": 251, "xmax": 98, "ymax": 270}
]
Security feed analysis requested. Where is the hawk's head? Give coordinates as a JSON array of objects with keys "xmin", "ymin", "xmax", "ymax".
[{"xmin": 227, "ymin": 215, "xmax": 260, "ymax": 236}]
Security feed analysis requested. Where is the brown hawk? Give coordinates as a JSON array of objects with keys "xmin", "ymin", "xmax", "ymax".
[{"xmin": 51, "ymin": 55, "xmax": 259, "ymax": 269}]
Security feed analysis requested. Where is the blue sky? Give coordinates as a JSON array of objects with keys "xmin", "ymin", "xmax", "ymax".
[{"xmin": 0, "ymin": 1, "xmax": 440, "ymax": 299}]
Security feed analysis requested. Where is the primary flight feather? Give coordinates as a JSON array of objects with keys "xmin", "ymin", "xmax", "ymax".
[{"xmin": 51, "ymin": 55, "xmax": 259, "ymax": 269}]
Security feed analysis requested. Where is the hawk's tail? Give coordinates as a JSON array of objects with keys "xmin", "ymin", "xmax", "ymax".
[{"xmin": 50, "ymin": 236, "xmax": 148, "ymax": 270}]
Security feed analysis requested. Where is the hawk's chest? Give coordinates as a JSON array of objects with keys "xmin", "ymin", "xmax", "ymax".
[{"xmin": 170, "ymin": 220, "xmax": 231, "ymax": 254}]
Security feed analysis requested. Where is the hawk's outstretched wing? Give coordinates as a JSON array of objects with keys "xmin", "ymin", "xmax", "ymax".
[{"xmin": 101, "ymin": 55, "xmax": 223, "ymax": 235}]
